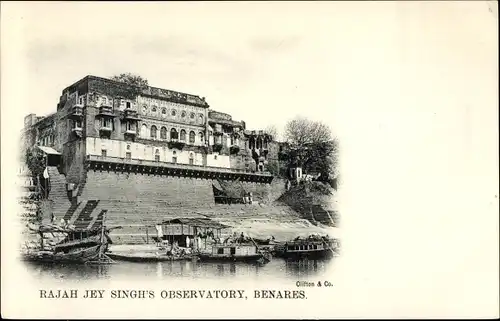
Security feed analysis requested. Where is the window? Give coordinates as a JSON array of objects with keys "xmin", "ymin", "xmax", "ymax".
[
  {"xmin": 150, "ymin": 125, "xmax": 157, "ymax": 139},
  {"xmin": 181, "ymin": 111, "xmax": 186, "ymax": 118},
  {"xmin": 199, "ymin": 114, "xmax": 204, "ymax": 123},
  {"xmin": 79, "ymin": 96, "xmax": 84, "ymax": 105},
  {"xmin": 189, "ymin": 153, "xmax": 194, "ymax": 165},
  {"xmin": 142, "ymin": 105, "xmax": 148, "ymax": 114},
  {"xmin": 160, "ymin": 126, "xmax": 167, "ymax": 139},
  {"xmin": 189, "ymin": 131, "xmax": 195, "ymax": 144},
  {"xmin": 126, "ymin": 102, "xmax": 131, "ymax": 109},
  {"xmin": 217, "ymin": 248, "xmax": 224, "ymax": 255},
  {"xmin": 199, "ymin": 132, "xmax": 204, "ymax": 143},
  {"xmin": 126, "ymin": 144, "xmax": 131, "ymax": 150},
  {"xmin": 102, "ymin": 118, "xmax": 112, "ymax": 129},
  {"xmin": 126, "ymin": 152, "xmax": 131, "ymax": 160},
  {"xmin": 126, "ymin": 122, "xmax": 134, "ymax": 131},
  {"xmin": 170, "ymin": 128, "xmax": 178, "ymax": 140},
  {"xmin": 172, "ymin": 155, "xmax": 177, "ymax": 163},
  {"xmin": 180, "ymin": 129, "xmax": 186, "ymax": 141},
  {"xmin": 171, "ymin": 109, "xmax": 177, "ymax": 116},
  {"xmin": 230, "ymin": 247, "xmax": 236, "ymax": 255},
  {"xmin": 214, "ymin": 155, "xmax": 218, "ymax": 160},
  {"xmin": 161, "ymin": 108, "xmax": 167, "ymax": 116},
  {"xmin": 74, "ymin": 120, "xmax": 82, "ymax": 129},
  {"xmin": 155, "ymin": 149, "xmax": 160, "ymax": 162},
  {"xmin": 152, "ymin": 106, "xmax": 157, "ymax": 113},
  {"xmin": 140, "ymin": 124, "xmax": 148, "ymax": 137},
  {"xmin": 101, "ymin": 149, "xmax": 107, "ymax": 157},
  {"xmin": 190, "ymin": 112, "xmax": 195, "ymax": 119}
]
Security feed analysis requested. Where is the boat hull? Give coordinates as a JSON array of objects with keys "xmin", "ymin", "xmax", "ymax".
[
  {"xmin": 275, "ymin": 248, "xmax": 335, "ymax": 260},
  {"xmin": 196, "ymin": 253, "xmax": 268, "ymax": 263},
  {"xmin": 106, "ymin": 252, "xmax": 193, "ymax": 262},
  {"xmin": 21, "ymin": 244, "xmax": 105, "ymax": 264}
]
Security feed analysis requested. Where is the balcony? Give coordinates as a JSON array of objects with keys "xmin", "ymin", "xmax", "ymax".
[
  {"xmin": 69, "ymin": 104, "xmax": 83, "ymax": 119},
  {"xmin": 85, "ymin": 155, "xmax": 274, "ymax": 183},
  {"xmin": 98, "ymin": 105, "xmax": 116, "ymax": 117},
  {"xmin": 99, "ymin": 125, "xmax": 113, "ymax": 133},
  {"xmin": 72, "ymin": 127, "xmax": 83, "ymax": 138},
  {"xmin": 167, "ymin": 138, "xmax": 185, "ymax": 149},
  {"xmin": 123, "ymin": 109, "xmax": 141, "ymax": 121},
  {"xmin": 124, "ymin": 129, "xmax": 137, "ymax": 136}
]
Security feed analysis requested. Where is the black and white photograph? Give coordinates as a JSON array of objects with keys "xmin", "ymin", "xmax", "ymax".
[{"xmin": 1, "ymin": 1, "xmax": 498, "ymax": 319}]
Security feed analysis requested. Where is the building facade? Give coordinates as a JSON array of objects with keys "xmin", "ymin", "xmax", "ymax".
[{"xmin": 21, "ymin": 75, "xmax": 278, "ymax": 186}]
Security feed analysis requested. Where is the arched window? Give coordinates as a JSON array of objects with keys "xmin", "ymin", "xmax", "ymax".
[
  {"xmin": 180, "ymin": 129, "xmax": 186, "ymax": 141},
  {"xmin": 154, "ymin": 149, "xmax": 160, "ymax": 162},
  {"xmin": 199, "ymin": 114, "xmax": 204, "ymax": 123},
  {"xmin": 150, "ymin": 125, "xmax": 157, "ymax": 139},
  {"xmin": 161, "ymin": 108, "xmax": 167, "ymax": 117},
  {"xmin": 142, "ymin": 105, "xmax": 148, "ymax": 114},
  {"xmin": 160, "ymin": 127, "xmax": 167, "ymax": 139},
  {"xmin": 140, "ymin": 124, "xmax": 148, "ymax": 137},
  {"xmin": 199, "ymin": 131, "xmax": 204, "ymax": 143},
  {"xmin": 189, "ymin": 152, "xmax": 194, "ymax": 165},
  {"xmin": 181, "ymin": 111, "xmax": 186, "ymax": 118},
  {"xmin": 189, "ymin": 131, "xmax": 195, "ymax": 144},
  {"xmin": 152, "ymin": 106, "xmax": 157, "ymax": 113},
  {"xmin": 170, "ymin": 128, "xmax": 178, "ymax": 140},
  {"xmin": 190, "ymin": 112, "xmax": 195, "ymax": 119},
  {"xmin": 171, "ymin": 109, "xmax": 177, "ymax": 117}
]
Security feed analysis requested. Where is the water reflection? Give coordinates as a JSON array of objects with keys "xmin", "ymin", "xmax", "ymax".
[{"xmin": 23, "ymin": 257, "xmax": 334, "ymax": 281}]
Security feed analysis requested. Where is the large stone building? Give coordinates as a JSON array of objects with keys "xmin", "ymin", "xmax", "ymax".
[
  {"xmin": 22, "ymin": 75, "xmax": 277, "ymax": 180},
  {"xmin": 20, "ymin": 75, "xmax": 289, "ymax": 242}
]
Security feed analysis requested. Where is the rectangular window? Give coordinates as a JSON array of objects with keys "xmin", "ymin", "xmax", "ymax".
[
  {"xmin": 230, "ymin": 247, "xmax": 236, "ymax": 255},
  {"xmin": 217, "ymin": 248, "xmax": 224, "ymax": 255},
  {"xmin": 126, "ymin": 152, "xmax": 131, "ymax": 160},
  {"xmin": 79, "ymin": 97, "xmax": 84, "ymax": 105},
  {"xmin": 101, "ymin": 149, "xmax": 107, "ymax": 157},
  {"xmin": 172, "ymin": 156, "xmax": 177, "ymax": 163},
  {"xmin": 189, "ymin": 158, "xmax": 194, "ymax": 165},
  {"xmin": 155, "ymin": 155, "xmax": 160, "ymax": 162},
  {"xmin": 102, "ymin": 118, "xmax": 112, "ymax": 129},
  {"xmin": 74, "ymin": 120, "xmax": 82, "ymax": 129},
  {"xmin": 126, "ymin": 102, "xmax": 131, "ymax": 109}
]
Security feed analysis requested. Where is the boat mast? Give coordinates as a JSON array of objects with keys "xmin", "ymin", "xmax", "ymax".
[{"xmin": 99, "ymin": 211, "xmax": 106, "ymax": 259}]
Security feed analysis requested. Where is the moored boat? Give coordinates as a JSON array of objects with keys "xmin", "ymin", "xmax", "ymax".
[
  {"xmin": 21, "ymin": 210, "xmax": 115, "ymax": 264},
  {"xmin": 274, "ymin": 236, "xmax": 338, "ymax": 260},
  {"xmin": 196, "ymin": 243, "xmax": 271, "ymax": 264},
  {"xmin": 106, "ymin": 251, "xmax": 194, "ymax": 262}
]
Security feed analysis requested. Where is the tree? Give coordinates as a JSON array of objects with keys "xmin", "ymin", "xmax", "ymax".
[
  {"xmin": 111, "ymin": 73, "xmax": 149, "ymax": 89},
  {"xmin": 283, "ymin": 117, "xmax": 337, "ymax": 179},
  {"xmin": 264, "ymin": 124, "xmax": 280, "ymax": 141},
  {"xmin": 25, "ymin": 146, "xmax": 46, "ymax": 179}
]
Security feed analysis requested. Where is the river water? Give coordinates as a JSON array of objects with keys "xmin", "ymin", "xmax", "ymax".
[{"xmin": 23, "ymin": 257, "xmax": 335, "ymax": 282}]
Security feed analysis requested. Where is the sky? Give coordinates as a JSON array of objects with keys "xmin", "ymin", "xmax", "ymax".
[{"xmin": 2, "ymin": 1, "xmax": 497, "ymax": 141}]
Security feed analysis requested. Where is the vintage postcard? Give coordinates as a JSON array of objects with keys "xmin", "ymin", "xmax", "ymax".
[{"xmin": 1, "ymin": 1, "xmax": 498, "ymax": 319}]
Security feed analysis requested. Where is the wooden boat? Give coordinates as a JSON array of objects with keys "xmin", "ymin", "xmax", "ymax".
[
  {"xmin": 196, "ymin": 243, "xmax": 272, "ymax": 263},
  {"xmin": 106, "ymin": 251, "xmax": 194, "ymax": 262},
  {"xmin": 274, "ymin": 237, "xmax": 338, "ymax": 260},
  {"xmin": 21, "ymin": 210, "xmax": 115, "ymax": 264}
]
